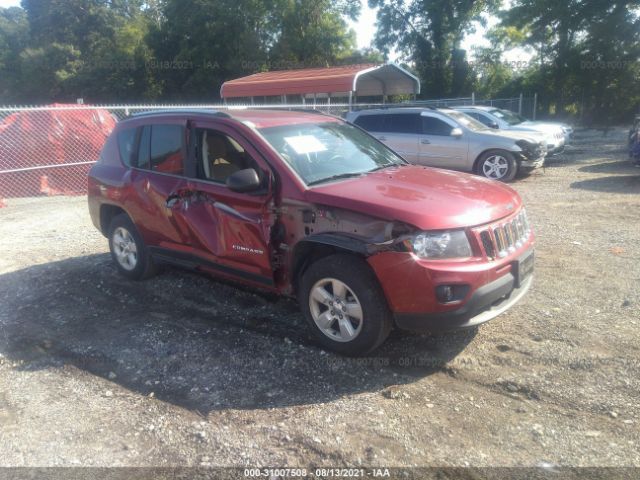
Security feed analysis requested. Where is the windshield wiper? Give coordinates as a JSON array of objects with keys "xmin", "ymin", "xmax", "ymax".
[
  {"xmin": 368, "ymin": 163, "xmax": 407, "ymax": 173},
  {"xmin": 307, "ymin": 172, "xmax": 365, "ymax": 186}
]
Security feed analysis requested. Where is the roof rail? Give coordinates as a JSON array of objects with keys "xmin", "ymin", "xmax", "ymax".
[
  {"xmin": 357, "ymin": 105, "xmax": 438, "ymax": 112},
  {"xmin": 129, "ymin": 109, "xmax": 231, "ymax": 119},
  {"xmin": 284, "ymin": 107, "xmax": 330, "ymax": 115}
]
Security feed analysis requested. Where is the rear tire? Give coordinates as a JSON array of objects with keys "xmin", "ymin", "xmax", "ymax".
[
  {"xmin": 477, "ymin": 150, "xmax": 518, "ymax": 182},
  {"xmin": 108, "ymin": 213, "xmax": 157, "ymax": 280},
  {"xmin": 299, "ymin": 254, "xmax": 392, "ymax": 356}
]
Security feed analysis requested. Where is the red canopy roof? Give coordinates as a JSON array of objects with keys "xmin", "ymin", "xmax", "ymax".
[{"xmin": 220, "ymin": 64, "xmax": 421, "ymax": 99}]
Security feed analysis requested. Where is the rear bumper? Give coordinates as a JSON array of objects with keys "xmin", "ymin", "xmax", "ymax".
[{"xmin": 395, "ymin": 274, "xmax": 533, "ymax": 332}]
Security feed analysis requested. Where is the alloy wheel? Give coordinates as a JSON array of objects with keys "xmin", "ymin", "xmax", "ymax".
[
  {"xmin": 482, "ymin": 155, "xmax": 509, "ymax": 179},
  {"xmin": 309, "ymin": 278, "xmax": 364, "ymax": 343},
  {"xmin": 112, "ymin": 227, "xmax": 138, "ymax": 271}
]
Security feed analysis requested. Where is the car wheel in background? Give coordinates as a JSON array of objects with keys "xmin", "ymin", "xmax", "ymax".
[
  {"xmin": 108, "ymin": 213, "xmax": 157, "ymax": 280},
  {"xmin": 477, "ymin": 150, "xmax": 518, "ymax": 182},
  {"xmin": 299, "ymin": 254, "xmax": 392, "ymax": 356}
]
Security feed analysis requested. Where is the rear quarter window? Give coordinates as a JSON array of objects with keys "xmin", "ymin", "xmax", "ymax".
[
  {"xmin": 137, "ymin": 126, "xmax": 151, "ymax": 169},
  {"xmin": 117, "ymin": 128, "xmax": 137, "ymax": 167}
]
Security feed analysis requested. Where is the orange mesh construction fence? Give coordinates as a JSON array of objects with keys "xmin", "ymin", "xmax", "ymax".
[{"xmin": 0, "ymin": 105, "xmax": 117, "ymax": 205}]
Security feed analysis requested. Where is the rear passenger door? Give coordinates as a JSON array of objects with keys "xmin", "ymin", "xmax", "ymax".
[
  {"xmin": 375, "ymin": 113, "xmax": 421, "ymax": 163},
  {"xmin": 354, "ymin": 113, "xmax": 420, "ymax": 163},
  {"xmin": 418, "ymin": 114, "xmax": 469, "ymax": 170},
  {"xmin": 129, "ymin": 121, "xmax": 191, "ymax": 250}
]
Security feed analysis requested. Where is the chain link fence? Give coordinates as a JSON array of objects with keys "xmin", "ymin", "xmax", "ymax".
[
  {"xmin": 403, "ymin": 96, "xmax": 536, "ymax": 119},
  {"xmin": 0, "ymin": 96, "xmax": 532, "ymax": 207}
]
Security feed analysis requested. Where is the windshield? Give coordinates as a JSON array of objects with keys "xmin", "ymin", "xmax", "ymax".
[
  {"xmin": 444, "ymin": 111, "xmax": 489, "ymax": 132},
  {"xmin": 491, "ymin": 108, "xmax": 526, "ymax": 125},
  {"xmin": 259, "ymin": 121, "xmax": 406, "ymax": 186}
]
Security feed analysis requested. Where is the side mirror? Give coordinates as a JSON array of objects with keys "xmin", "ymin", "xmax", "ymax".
[
  {"xmin": 451, "ymin": 128, "xmax": 463, "ymax": 138},
  {"xmin": 226, "ymin": 168, "xmax": 261, "ymax": 193},
  {"xmin": 489, "ymin": 121, "xmax": 499, "ymax": 129}
]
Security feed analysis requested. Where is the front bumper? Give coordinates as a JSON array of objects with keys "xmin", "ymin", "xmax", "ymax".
[
  {"xmin": 368, "ymin": 225, "xmax": 535, "ymax": 334},
  {"xmin": 395, "ymin": 274, "xmax": 533, "ymax": 332},
  {"xmin": 548, "ymin": 145, "xmax": 566, "ymax": 156},
  {"xmin": 520, "ymin": 155, "xmax": 545, "ymax": 169}
]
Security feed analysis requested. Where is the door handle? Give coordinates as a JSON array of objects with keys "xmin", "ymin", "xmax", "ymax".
[
  {"xmin": 377, "ymin": 136, "xmax": 387, "ymax": 141},
  {"xmin": 421, "ymin": 139, "xmax": 431, "ymax": 145},
  {"xmin": 166, "ymin": 189, "xmax": 195, "ymax": 208},
  {"xmin": 166, "ymin": 193, "xmax": 182, "ymax": 208}
]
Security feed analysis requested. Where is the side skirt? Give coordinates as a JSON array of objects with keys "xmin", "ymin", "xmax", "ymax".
[{"xmin": 148, "ymin": 246, "xmax": 275, "ymax": 288}]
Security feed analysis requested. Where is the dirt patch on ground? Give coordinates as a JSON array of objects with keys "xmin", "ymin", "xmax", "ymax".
[{"xmin": 0, "ymin": 128, "xmax": 638, "ymax": 468}]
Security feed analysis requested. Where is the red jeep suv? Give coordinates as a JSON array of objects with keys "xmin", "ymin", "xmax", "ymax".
[{"xmin": 88, "ymin": 109, "xmax": 535, "ymax": 355}]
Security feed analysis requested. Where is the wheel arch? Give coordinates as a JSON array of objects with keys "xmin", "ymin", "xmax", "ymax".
[
  {"xmin": 99, "ymin": 203, "xmax": 130, "ymax": 236},
  {"xmin": 290, "ymin": 234, "xmax": 370, "ymax": 294},
  {"xmin": 473, "ymin": 148, "xmax": 519, "ymax": 174}
]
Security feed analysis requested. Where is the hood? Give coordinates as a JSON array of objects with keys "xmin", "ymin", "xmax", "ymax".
[
  {"xmin": 520, "ymin": 121, "xmax": 566, "ymax": 134},
  {"xmin": 304, "ymin": 165, "xmax": 522, "ymax": 231},
  {"xmin": 505, "ymin": 125, "xmax": 556, "ymax": 139},
  {"xmin": 480, "ymin": 128, "xmax": 546, "ymax": 145}
]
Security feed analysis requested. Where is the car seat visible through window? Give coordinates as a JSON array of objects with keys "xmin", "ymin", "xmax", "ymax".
[{"xmin": 202, "ymin": 132, "xmax": 243, "ymax": 182}]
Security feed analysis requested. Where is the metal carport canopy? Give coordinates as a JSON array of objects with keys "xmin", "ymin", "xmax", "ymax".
[{"xmin": 219, "ymin": 63, "xmax": 421, "ymax": 99}]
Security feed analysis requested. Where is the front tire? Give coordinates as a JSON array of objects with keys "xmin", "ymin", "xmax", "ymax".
[
  {"xmin": 299, "ymin": 254, "xmax": 392, "ymax": 356},
  {"xmin": 477, "ymin": 150, "xmax": 518, "ymax": 182},
  {"xmin": 108, "ymin": 213, "xmax": 156, "ymax": 280}
]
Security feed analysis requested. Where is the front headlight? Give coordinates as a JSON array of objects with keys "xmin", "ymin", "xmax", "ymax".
[{"xmin": 410, "ymin": 230, "xmax": 472, "ymax": 259}]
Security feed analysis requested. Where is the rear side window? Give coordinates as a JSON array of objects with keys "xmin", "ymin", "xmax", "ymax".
[
  {"xmin": 354, "ymin": 114, "xmax": 386, "ymax": 132},
  {"xmin": 137, "ymin": 126, "xmax": 151, "ymax": 169},
  {"xmin": 149, "ymin": 125, "xmax": 185, "ymax": 175},
  {"xmin": 422, "ymin": 116, "xmax": 453, "ymax": 136},
  {"xmin": 117, "ymin": 128, "xmax": 137, "ymax": 166},
  {"xmin": 384, "ymin": 114, "xmax": 422, "ymax": 134}
]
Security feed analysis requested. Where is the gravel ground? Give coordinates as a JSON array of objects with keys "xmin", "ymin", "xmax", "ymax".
[{"xmin": 0, "ymin": 128, "xmax": 638, "ymax": 470}]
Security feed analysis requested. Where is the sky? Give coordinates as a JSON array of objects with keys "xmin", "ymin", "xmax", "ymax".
[{"xmin": 1, "ymin": 0, "xmax": 520, "ymax": 62}]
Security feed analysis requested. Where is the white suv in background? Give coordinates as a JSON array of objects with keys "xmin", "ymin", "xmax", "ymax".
[
  {"xmin": 346, "ymin": 108, "xmax": 546, "ymax": 182},
  {"xmin": 454, "ymin": 106, "xmax": 572, "ymax": 155}
]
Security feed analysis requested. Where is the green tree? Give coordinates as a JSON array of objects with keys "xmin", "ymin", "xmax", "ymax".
[
  {"xmin": 339, "ymin": 47, "xmax": 385, "ymax": 66},
  {"xmin": 370, "ymin": 0, "xmax": 500, "ymax": 97},
  {"xmin": 21, "ymin": 0, "xmax": 120, "ymax": 48},
  {"xmin": 472, "ymin": 26, "xmax": 529, "ymax": 98},
  {"xmin": 269, "ymin": 0, "xmax": 360, "ymax": 68},
  {"xmin": 16, "ymin": 0, "xmax": 163, "ymax": 102},
  {"xmin": 0, "ymin": 7, "xmax": 29, "ymax": 101},
  {"xmin": 146, "ymin": 0, "xmax": 277, "ymax": 100},
  {"xmin": 17, "ymin": 43, "xmax": 82, "ymax": 102},
  {"xmin": 576, "ymin": 2, "xmax": 640, "ymax": 122},
  {"xmin": 499, "ymin": 0, "xmax": 640, "ymax": 121}
]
